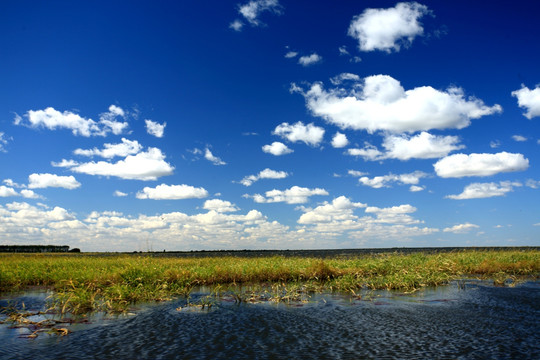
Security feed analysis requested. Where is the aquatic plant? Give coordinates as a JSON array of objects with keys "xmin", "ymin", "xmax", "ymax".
[{"xmin": 0, "ymin": 249, "xmax": 538, "ymax": 314}]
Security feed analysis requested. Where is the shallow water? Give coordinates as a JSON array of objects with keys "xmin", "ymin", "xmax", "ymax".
[{"xmin": 1, "ymin": 281, "xmax": 539, "ymax": 359}]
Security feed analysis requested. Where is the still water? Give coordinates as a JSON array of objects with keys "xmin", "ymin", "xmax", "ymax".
[{"xmin": 1, "ymin": 281, "xmax": 539, "ymax": 359}]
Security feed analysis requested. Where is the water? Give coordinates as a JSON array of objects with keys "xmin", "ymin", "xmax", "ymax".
[{"xmin": 1, "ymin": 281, "xmax": 538, "ymax": 359}]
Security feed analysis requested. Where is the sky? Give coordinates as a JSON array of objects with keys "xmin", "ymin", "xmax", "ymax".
[{"xmin": 0, "ymin": 0, "xmax": 539, "ymax": 252}]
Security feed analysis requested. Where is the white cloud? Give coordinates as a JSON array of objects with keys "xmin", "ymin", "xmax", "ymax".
[
  {"xmin": 490, "ymin": 140, "xmax": 501, "ymax": 149},
  {"xmin": 203, "ymin": 199, "xmax": 239, "ymax": 213},
  {"xmin": 347, "ymin": 145, "xmax": 383, "ymax": 161},
  {"xmin": 381, "ymin": 132, "xmax": 464, "ymax": 160},
  {"xmin": 136, "ymin": 184, "xmax": 209, "ymax": 200},
  {"xmin": 446, "ymin": 181, "xmax": 522, "ymax": 200},
  {"xmin": 15, "ymin": 107, "xmax": 100, "ymax": 137},
  {"xmin": 204, "ymin": 148, "xmax": 226, "ymax": 165},
  {"xmin": 3, "ymin": 179, "xmax": 23, "ymax": 188},
  {"xmin": 52, "ymin": 159, "xmax": 80, "ymax": 168},
  {"xmin": 113, "ymin": 190, "xmax": 128, "ymax": 197},
  {"xmin": 69, "ymin": 147, "xmax": 174, "ymax": 181},
  {"xmin": 273, "ymin": 122, "xmax": 325, "ymax": 146},
  {"xmin": 512, "ymin": 135, "xmax": 527, "ymax": 142},
  {"xmin": 0, "ymin": 186, "xmax": 18, "ymax": 197},
  {"xmin": 347, "ymin": 132, "xmax": 464, "ymax": 161},
  {"xmin": 512, "ymin": 85, "xmax": 540, "ymax": 119},
  {"xmin": 284, "ymin": 51, "xmax": 298, "ymax": 58},
  {"xmin": 443, "ymin": 223, "xmax": 479, "ymax": 233},
  {"xmin": 262, "ymin": 141, "xmax": 293, "ymax": 156},
  {"xmin": 409, "ymin": 185, "xmax": 424, "ymax": 192},
  {"xmin": 245, "ymin": 186, "xmax": 328, "ymax": 204},
  {"xmin": 434, "ymin": 152, "xmax": 529, "ymax": 178},
  {"xmin": 145, "ymin": 119, "xmax": 166, "ymax": 138},
  {"xmin": 239, "ymin": 168, "xmax": 288, "ymax": 186},
  {"xmin": 99, "ymin": 105, "xmax": 129, "ymax": 135},
  {"xmin": 298, "ymin": 196, "xmax": 366, "ymax": 224},
  {"xmin": 74, "ymin": 138, "xmax": 143, "ymax": 158},
  {"xmin": 526, "ymin": 179, "xmax": 540, "ymax": 189},
  {"xmin": 358, "ymin": 171, "xmax": 427, "ymax": 189},
  {"xmin": 331, "ymin": 132, "xmax": 349, "ymax": 148},
  {"xmin": 348, "ymin": 170, "xmax": 368, "ymax": 177},
  {"xmin": 0, "ymin": 132, "xmax": 9, "ymax": 152},
  {"xmin": 330, "ymin": 73, "xmax": 360, "ymax": 85},
  {"xmin": 15, "ymin": 105, "xmax": 129, "ymax": 137},
  {"xmin": 20, "ymin": 189, "xmax": 41, "ymax": 199},
  {"xmin": 0, "ymin": 198, "xmax": 440, "ymax": 251},
  {"xmin": 229, "ymin": 19, "xmax": 244, "ymax": 31},
  {"xmin": 293, "ymin": 75, "xmax": 502, "ymax": 134},
  {"xmin": 365, "ymin": 204, "xmax": 420, "ymax": 225},
  {"xmin": 348, "ymin": 2, "xmax": 430, "ymax": 53},
  {"xmin": 28, "ymin": 173, "xmax": 81, "ymax": 190},
  {"xmin": 235, "ymin": 0, "xmax": 281, "ymax": 28},
  {"xmin": 298, "ymin": 53, "xmax": 322, "ymax": 66},
  {"xmin": 338, "ymin": 46, "xmax": 349, "ymax": 56}
]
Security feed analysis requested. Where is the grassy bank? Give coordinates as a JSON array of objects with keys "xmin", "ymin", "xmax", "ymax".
[{"xmin": 0, "ymin": 249, "xmax": 538, "ymax": 314}]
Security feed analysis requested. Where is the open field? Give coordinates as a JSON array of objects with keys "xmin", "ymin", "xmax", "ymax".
[{"xmin": 1, "ymin": 248, "xmax": 538, "ymax": 314}]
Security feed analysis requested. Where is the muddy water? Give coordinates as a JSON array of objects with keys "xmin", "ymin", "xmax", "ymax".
[{"xmin": 1, "ymin": 281, "xmax": 539, "ymax": 359}]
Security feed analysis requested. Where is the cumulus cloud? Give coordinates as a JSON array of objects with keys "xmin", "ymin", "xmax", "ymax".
[
  {"xmin": 434, "ymin": 152, "xmax": 529, "ymax": 178},
  {"xmin": 99, "ymin": 105, "xmax": 129, "ymax": 135},
  {"xmin": 262, "ymin": 142, "xmax": 293, "ymax": 156},
  {"xmin": 69, "ymin": 147, "xmax": 174, "ymax": 181},
  {"xmin": 512, "ymin": 85, "xmax": 540, "ymax": 119},
  {"xmin": 273, "ymin": 122, "xmax": 325, "ymax": 146},
  {"xmin": 28, "ymin": 173, "xmax": 81, "ymax": 189},
  {"xmin": 15, "ymin": 105, "xmax": 129, "ymax": 137},
  {"xmin": 0, "ymin": 186, "xmax": 18, "ymax": 197},
  {"xmin": 204, "ymin": 148, "xmax": 226, "ymax": 165},
  {"xmin": 293, "ymin": 75, "xmax": 502, "ymax": 134},
  {"xmin": 74, "ymin": 138, "xmax": 142, "ymax": 158},
  {"xmin": 381, "ymin": 132, "xmax": 464, "ymax": 160},
  {"xmin": 365, "ymin": 204, "xmax": 419, "ymax": 223},
  {"xmin": 0, "ymin": 197, "xmax": 440, "ymax": 251},
  {"xmin": 358, "ymin": 171, "xmax": 427, "ymax": 189},
  {"xmin": 298, "ymin": 53, "xmax": 322, "ymax": 66},
  {"xmin": 136, "ymin": 184, "xmax": 209, "ymax": 200},
  {"xmin": 245, "ymin": 186, "xmax": 328, "ymax": 204},
  {"xmin": 203, "ymin": 199, "xmax": 239, "ymax": 213},
  {"xmin": 145, "ymin": 119, "xmax": 166, "ymax": 138},
  {"xmin": 298, "ymin": 196, "xmax": 366, "ymax": 224},
  {"xmin": 348, "ymin": 2, "xmax": 430, "ymax": 53},
  {"xmin": 239, "ymin": 168, "xmax": 288, "ymax": 186},
  {"xmin": 331, "ymin": 132, "xmax": 349, "ymax": 148},
  {"xmin": 113, "ymin": 190, "xmax": 128, "ymax": 197},
  {"xmin": 347, "ymin": 132, "xmax": 464, "ymax": 161},
  {"xmin": 446, "ymin": 181, "xmax": 522, "ymax": 200},
  {"xmin": 443, "ymin": 223, "xmax": 479, "ymax": 233},
  {"xmin": 231, "ymin": 0, "xmax": 281, "ymax": 30}
]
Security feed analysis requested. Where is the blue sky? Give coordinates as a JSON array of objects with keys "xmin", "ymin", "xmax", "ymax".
[{"xmin": 1, "ymin": 0, "xmax": 539, "ymax": 251}]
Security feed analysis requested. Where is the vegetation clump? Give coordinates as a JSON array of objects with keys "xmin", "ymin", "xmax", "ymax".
[{"xmin": 0, "ymin": 249, "xmax": 538, "ymax": 314}]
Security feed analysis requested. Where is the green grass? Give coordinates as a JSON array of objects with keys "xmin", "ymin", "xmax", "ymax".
[{"xmin": 0, "ymin": 250, "xmax": 538, "ymax": 314}]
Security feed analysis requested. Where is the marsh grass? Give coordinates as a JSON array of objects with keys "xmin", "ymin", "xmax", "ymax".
[{"xmin": 0, "ymin": 250, "xmax": 538, "ymax": 314}]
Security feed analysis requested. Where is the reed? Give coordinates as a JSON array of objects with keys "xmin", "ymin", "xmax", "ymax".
[{"xmin": 0, "ymin": 249, "xmax": 538, "ymax": 314}]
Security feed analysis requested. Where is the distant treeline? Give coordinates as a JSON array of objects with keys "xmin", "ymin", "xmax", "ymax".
[{"xmin": 0, "ymin": 245, "xmax": 80, "ymax": 253}]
